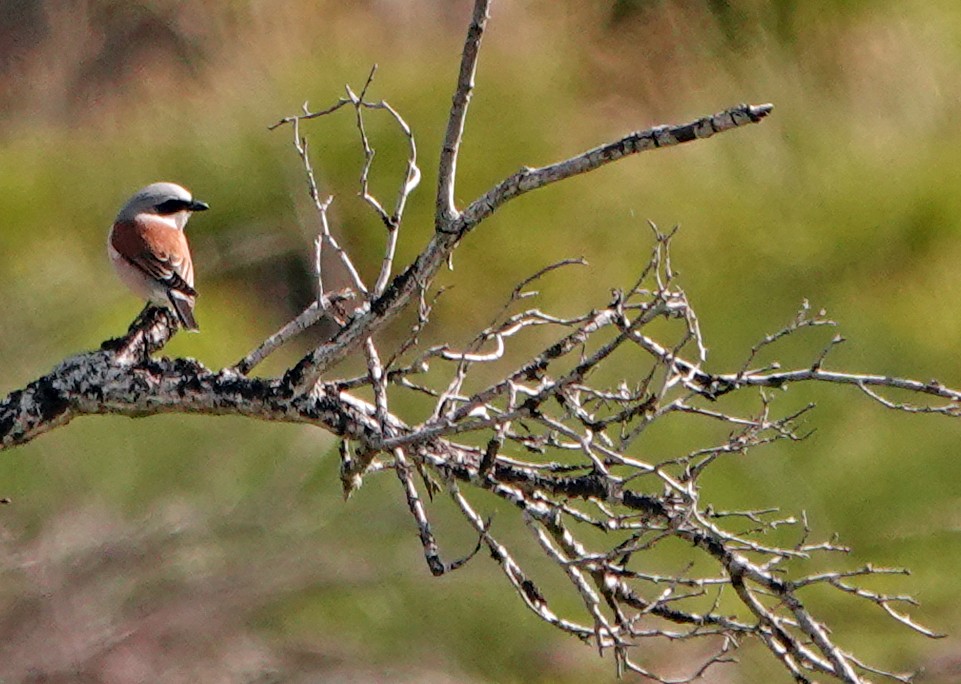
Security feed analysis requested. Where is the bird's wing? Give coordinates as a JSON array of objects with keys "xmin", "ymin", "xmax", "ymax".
[{"xmin": 111, "ymin": 218, "xmax": 197, "ymax": 296}]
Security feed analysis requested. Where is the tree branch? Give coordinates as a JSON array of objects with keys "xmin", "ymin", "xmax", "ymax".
[{"xmin": 436, "ymin": 0, "xmax": 490, "ymax": 223}]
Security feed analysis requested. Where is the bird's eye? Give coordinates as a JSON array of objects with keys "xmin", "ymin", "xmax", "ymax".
[{"xmin": 155, "ymin": 199, "xmax": 188, "ymax": 214}]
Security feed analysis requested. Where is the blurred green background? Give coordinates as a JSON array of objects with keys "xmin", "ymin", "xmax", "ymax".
[{"xmin": 2, "ymin": 0, "xmax": 961, "ymax": 681}]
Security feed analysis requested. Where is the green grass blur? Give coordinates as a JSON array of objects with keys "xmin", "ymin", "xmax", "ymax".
[{"xmin": 2, "ymin": 1, "xmax": 961, "ymax": 681}]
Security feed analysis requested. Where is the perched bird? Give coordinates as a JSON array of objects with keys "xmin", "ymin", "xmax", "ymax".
[{"xmin": 107, "ymin": 182, "xmax": 209, "ymax": 331}]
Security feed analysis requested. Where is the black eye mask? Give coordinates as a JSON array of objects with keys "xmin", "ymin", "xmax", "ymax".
[{"xmin": 155, "ymin": 198, "xmax": 209, "ymax": 215}]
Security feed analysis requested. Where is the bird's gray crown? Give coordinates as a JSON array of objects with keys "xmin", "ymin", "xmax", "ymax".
[{"xmin": 116, "ymin": 182, "xmax": 201, "ymax": 222}]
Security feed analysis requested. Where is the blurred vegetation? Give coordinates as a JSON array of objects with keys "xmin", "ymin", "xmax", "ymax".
[{"xmin": 2, "ymin": 0, "xmax": 961, "ymax": 681}]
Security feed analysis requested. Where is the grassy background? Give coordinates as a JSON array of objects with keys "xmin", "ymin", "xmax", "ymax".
[{"xmin": 2, "ymin": 1, "xmax": 961, "ymax": 681}]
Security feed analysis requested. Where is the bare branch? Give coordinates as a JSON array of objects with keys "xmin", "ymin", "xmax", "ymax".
[
  {"xmin": 287, "ymin": 118, "xmax": 368, "ymax": 298},
  {"xmin": 232, "ymin": 289, "xmax": 354, "ymax": 376},
  {"xmin": 453, "ymin": 103, "xmax": 773, "ymax": 235},
  {"xmin": 436, "ymin": 0, "xmax": 490, "ymax": 222}
]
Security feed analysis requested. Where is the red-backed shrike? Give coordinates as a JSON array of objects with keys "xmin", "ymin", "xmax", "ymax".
[{"xmin": 108, "ymin": 182, "xmax": 209, "ymax": 331}]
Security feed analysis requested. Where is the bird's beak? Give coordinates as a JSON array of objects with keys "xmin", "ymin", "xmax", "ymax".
[{"xmin": 189, "ymin": 199, "xmax": 210, "ymax": 212}]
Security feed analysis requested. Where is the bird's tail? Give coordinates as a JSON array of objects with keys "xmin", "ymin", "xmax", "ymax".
[{"xmin": 167, "ymin": 291, "xmax": 199, "ymax": 332}]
